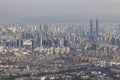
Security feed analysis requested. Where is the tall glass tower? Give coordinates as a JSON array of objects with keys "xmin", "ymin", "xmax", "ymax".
[
  {"xmin": 89, "ymin": 19, "xmax": 93, "ymax": 41},
  {"xmin": 96, "ymin": 19, "xmax": 99, "ymax": 36}
]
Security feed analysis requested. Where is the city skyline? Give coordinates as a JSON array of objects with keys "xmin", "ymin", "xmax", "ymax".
[{"xmin": 0, "ymin": 1, "xmax": 120, "ymax": 80}]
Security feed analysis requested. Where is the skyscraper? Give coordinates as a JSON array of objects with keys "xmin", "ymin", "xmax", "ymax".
[
  {"xmin": 90, "ymin": 19, "xmax": 93, "ymax": 36},
  {"xmin": 96, "ymin": 19, "xmax": 99, "ymax": 36},
  {"xmin": 89, "ymin": 19, "xmax": 93, "ymax": 41},
  {"xmin": 37, "ymin": 37, "xmax": 42, "ymax": 47}
]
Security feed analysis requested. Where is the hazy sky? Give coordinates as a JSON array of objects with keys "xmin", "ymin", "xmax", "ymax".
[{"xmin": 0, "ymin": 0, "xmax": 120, "ymax": 17}]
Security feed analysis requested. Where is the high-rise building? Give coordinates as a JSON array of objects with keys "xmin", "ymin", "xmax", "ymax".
[
  {"xmin": 37, "ymin": 37, "xmax": 42, "ymax": 47},
  {"xmin": 89, "ymin": 19, "xmax": 99, "ymax": 41},
  {"xmin": 96, "ymin": 19, "xmax": 99, "ymax": 36},
  {"xmin": 89, "ymin": 19, "xmax": 93, "ymax": 41},
  {"xmin": 90, "ymin": 19, "xmax": 93, "ymax": 36}
]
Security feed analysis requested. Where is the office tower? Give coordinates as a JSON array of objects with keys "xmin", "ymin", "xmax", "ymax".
[
  {"xmin": 90, "ymin": 19, "xmax": 93, "ymax": 36},
  {"xmin": 16, "ymin": 39, "xmax": 20, "ymax": 47},
  {"xmin": 89, "ymin": 19, "xmax": 93, "ymax": 41},
  {"xmin": 37, "ymin": 37, "xmax": 42, "ymax": 47},
  {"xmin": 111, "ymin": 37, "xmax": 118, "ymax": 45},
  {"xmin": 20, "ymin": 39, "xmax": 23, "ymax": 47},
  {"xmin": 32, "ymin": 39, "xmax": 35, "ymax": 49},
  {"xmin": 16, "ymin": 39, "xmax": 23, "ymax": 47},
  {"xmin": 96, "ymin": 19, "xmax": 99, "ymax": 36}
]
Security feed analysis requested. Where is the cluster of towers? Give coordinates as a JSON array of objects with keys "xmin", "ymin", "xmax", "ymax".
[{"xmin": 89, "ymin": 19, "xmax": 99, "ymax": 41}]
